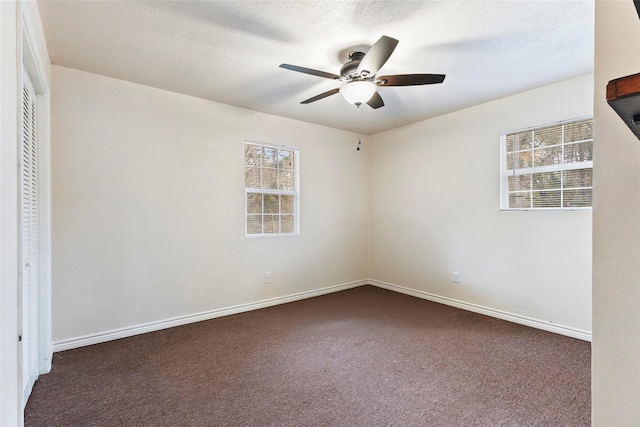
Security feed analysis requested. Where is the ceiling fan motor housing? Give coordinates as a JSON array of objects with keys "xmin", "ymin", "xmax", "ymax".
[{"xmin": 340, "ymin": 52, "xmax": 366, "ymax": 79}]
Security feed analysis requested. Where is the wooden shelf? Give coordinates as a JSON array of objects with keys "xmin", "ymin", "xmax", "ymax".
[{"xmin": 607, "ymin": 72, "xmax": 640, "ymax": 139}]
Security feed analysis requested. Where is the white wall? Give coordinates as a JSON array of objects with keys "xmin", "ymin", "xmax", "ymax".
[
  {"xmin": 51, "ymin": 66, "xmax": 369, "ymax": 344},
  {"xmin": 592, "ymin": 2, "xmax": 640, "ymax": 425},
  {"xmin": 0, "ymin": 3, "xmax": 21, "ymax": 423},
  {"xmin": 369, "ymin": 74, "xmax": 593, "ymax": 336}
]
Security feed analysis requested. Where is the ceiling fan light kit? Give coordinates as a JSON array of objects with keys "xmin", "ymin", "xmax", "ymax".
[
  {"xmin": 339, "ymin": 81, "xmax": 377, "ymax": 106},
  {"xmin": 280, "ymin": 35, "xmax": 446, "ymax": 109}
]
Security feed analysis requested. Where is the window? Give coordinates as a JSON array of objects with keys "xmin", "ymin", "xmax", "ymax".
[
  {"xmin": 500, "ymin": 118, "xmax": 593, "ymax": 210},
  {"xmin": 245, "ymin": 141, "xmax": 299, "ymax": 236}
]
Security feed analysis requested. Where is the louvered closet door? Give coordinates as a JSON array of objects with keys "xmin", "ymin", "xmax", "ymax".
[{"xmin": 21, "ymin": 69, "xmax": 39, "ymax": 401}]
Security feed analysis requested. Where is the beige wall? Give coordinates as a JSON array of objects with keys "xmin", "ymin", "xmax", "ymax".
[
  {"xmin": 593, "ymin": 1, "xmax": 640, "ymax": 425},
  {"xmin": 52, "ymin": 67, "xmax": 595, "ymax": 343},
  {"xmin": 369, "ymin": 74, "xmax": 593, "ymax": 334},
  {"xmin": 51, "ymin": 66, "xmax": 369, "ymax": 343}
]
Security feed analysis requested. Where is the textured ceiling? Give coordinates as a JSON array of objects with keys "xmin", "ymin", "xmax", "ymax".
[{"xmin": 37, "ymin": 0, "xmax": 594, "ymax": 135}]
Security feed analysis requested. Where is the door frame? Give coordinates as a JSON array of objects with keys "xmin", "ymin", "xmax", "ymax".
[{"xmin": 18, "ymin": 2, "xmax": 52, "ymax": 408}]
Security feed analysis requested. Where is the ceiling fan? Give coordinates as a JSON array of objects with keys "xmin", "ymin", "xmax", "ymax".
[{"xmin": 280, "ymin": 36, "xmax": 446, "ymax": 109}]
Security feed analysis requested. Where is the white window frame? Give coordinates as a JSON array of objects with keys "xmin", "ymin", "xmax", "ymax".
[
  {"xmin": 500, "ymin": 117, "xmax": 593, "ymax": 211},
  {"xmin": 244, "ymin": 141, "xmax": 300, "ymax": 237}
]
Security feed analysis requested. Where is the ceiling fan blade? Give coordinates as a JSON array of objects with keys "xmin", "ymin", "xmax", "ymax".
[
  {"xmin": 300, "ymin": 88, "xmax": 340, "ymax": 104},
  {"xmin": 367, "ymin": 92, "xmax": 384, "ymax": 109},
  {"xmin": 280, "ymin": 64, "xmax": 342, "ymax": 80},
  {"xmin": 377, "ymin": 74, "xmax": 446, "ymax": 86},
  {"xmin": 357, "ymin": 36, "xmax": 399, "ymax": 77}
]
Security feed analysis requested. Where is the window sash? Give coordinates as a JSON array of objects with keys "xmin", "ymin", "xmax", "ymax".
[{"xmin": 245, "ymin": 191, "xmax": 297, "ymax": 236}]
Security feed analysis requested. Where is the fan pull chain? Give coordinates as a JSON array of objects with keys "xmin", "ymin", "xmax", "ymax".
[{"xmin": 356, "ymin": 106, "xmax": 362, "ymax": 151}]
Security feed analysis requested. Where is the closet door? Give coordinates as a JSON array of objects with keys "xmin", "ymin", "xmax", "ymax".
[{"xmin": 21, "ymin": 69, "xmax": 39, "ymax": 402}]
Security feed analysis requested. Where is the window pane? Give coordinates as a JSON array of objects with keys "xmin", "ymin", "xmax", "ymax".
[
  {"xmin": 506, "ymin": 134, "xmax": 514, "ymax": 152},
  {"xmin": 534, "ymin": 146, "xmax": 563, "ymax": 167},
  {"xmin": 532, "ymin": 171, "xmax": 561, "ymax": 190},
  {"xmin": 509, "ymin": 192, "xmax": 531, "ymax": 208},
  {"xmin": 510, "ymin": 131, "xmax": 532, "ymax": 151},
  {"xmin": 278, "ymin": 149, "xmax": 294, "ymax": 170},
  {"xmin": 263, "ymin": 194, "xmax": 279, "ymax": 213},
  {"xmin": 263, "ymin": 215, "xmax": 279, "ymax": 234},
  {"xmin": 246, "ymin": 193, "xmax": 262, "ymax": 214},
  {"xmin": 511, "ymin": 151, "xmax": 532, "ymax": 169},
  {"xmin": 508, "ymin": 174, "xmax": 531, "ymax": 191},
  {"xmin": 245, "ymin": 144, "xmax": 261, "ymax": 166},
  {"xmin": 261, "ymin": 168, "xmax": 278, "ymax": 189},
  {"xmin": 533, "ymin": 126, "xmax": 562, "ymax": 148},
  {"xmin": 245, "ymin": 165, "xmax": 259, "ymax": 188},
  {"xmin": 532, "ymin": 190, "xmax": 561, "ymax": 208},
  {"xmin": 564, "ymin": 188, "xmax": 592, "ymax": 207},
  {"xmin": 281, "ymin": 215, "xmax": 294, "ymax": 233},
  {"xmin": 563, "ymin": 168, "xmax": 592, "ymax": 189},
  {"xmin": 263, "ymin": 147, "xmax": 276, "ymax": 167},
  {"xmin": 564, "ymin": 141, "xmax": 593, "ymax": 163},
  {"xmin": 281, "ymin": 195, "xmax": 294, "ymax": 214},
  {"xmin": 278, "ymin": 169, "xmax": 294, "ymax": 190},
  {"xmin": 247, "ymin": 215, "xmax": 262, "ymax": 234},
  {"xmin": 564, "ymin": 120, "xmax": 593, "ymax": 142}
]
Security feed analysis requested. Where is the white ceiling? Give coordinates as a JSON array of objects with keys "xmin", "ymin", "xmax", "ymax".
[{"xmin": 37, "ymin": 0, "xmax": 594, "ymax": 135}]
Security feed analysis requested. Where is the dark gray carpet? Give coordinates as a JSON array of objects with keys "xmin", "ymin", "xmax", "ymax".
[{"xmin": 25, "ymin": 285, "xmax": 591, "ymax": 426}]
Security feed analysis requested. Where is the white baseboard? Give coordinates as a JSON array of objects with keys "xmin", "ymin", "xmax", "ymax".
[
  {"xmin": 52, "ymin": 280, "xmax": 367, "ymax": 352},
  {"xmin": 53, "ymin": 278, "xmax": 591, "ymax": 352},
  {"xmin": 369, "ymin": 280, "xmax": 592, "ymax": 342}
]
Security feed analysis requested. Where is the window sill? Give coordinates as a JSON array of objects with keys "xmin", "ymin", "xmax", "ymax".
[{"xmin": 499, "ymin": 207, "xmax": 592, "ymax": 212}]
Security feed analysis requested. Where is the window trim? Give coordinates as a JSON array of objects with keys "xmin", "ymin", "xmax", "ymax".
[
  {"xmin": 244, "ymin": 140, "xmax": 300, "ymax": 237},
  {"xmin": 499, "ymin": 116, "xmax": 593, "ymax": 212}
]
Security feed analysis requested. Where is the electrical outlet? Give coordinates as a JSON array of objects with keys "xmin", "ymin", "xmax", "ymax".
[
  {"xmin": 452, "ymin": 272, "xmax": 460, "ymax": 283},
  {"xmin": 264, "ymin": 272, "xmax": 271, "ymax": 283}
]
